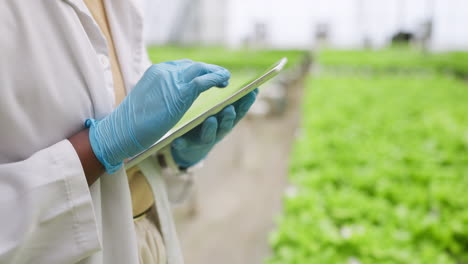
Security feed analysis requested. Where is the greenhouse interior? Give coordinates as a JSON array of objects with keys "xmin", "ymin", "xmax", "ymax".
[
  {"xmin": 1, "ymin": 0, "xmax": 467, "ymax": 264},
  {"xmin": 144, "ymin": 1, "xmax": 468, "ymax": 263}
]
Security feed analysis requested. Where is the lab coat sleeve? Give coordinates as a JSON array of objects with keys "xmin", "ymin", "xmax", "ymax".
[{"xmin": 0, "ymin": 140, "xmax": 101, "ymax": 264}]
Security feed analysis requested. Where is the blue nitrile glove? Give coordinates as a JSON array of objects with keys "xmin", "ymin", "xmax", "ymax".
[
  {"xmin": 171, "ymin": 88, "xmax": 259, "ymax": 168},
  {"xmin": 85, "ymin": 60, "xmax": 231, "ymax": 174}
]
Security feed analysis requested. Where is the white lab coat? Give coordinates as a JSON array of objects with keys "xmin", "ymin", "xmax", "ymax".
[{"xmin": 0, "ymin": 0, "xmax": 183, "ymax": 263}]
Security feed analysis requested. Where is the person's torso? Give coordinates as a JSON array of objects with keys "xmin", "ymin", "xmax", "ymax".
[{"xmin": 0, "ymin": 1, "xmax": 149, "ymax": 263}]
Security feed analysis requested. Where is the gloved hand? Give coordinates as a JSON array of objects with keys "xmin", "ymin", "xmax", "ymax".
[
  {"xmin": 171, "ymin": 88, "xmax": 258, "ymax": 168},
  {"xmin": 85, "ymin": 60, "xmax": 231, "ymax": 174}
]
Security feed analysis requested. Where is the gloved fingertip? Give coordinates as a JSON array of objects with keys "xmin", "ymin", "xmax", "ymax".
[
  {"xmin": 219, "ymin": 120, "xmax": 235, "ymax": 134},
  {"xmin": 253, "ymin": 88, "xmax": 259, "ymax": 95},
  {"xmin": 218, "ymin": 81, "xmax": 229, "ymax": 88},
  {"xmin": 222, "ymin": 105, "xmax": 236, "ymax": 119},
  {"xmin": 215, "ymin": 106, "xmax": 235, "ymax": 137},
  {"xmin": 205, "ymin": 116, "xmax": 218, "ymax": 125},
  {"xmin": 172, "ymin": 138, "xmax": 188, "ymax": 150},
  {"xmin": 220, "ymin": 68, "xmax": 231, "ymax": 78},
  {"xmin": 218, "ymin": 69, "xmax": 231, "ymax": 84},
  {"xmin": 239, "ymin": 93, "xmax": 256, "ymax": 113},
  {"xmin": 191, "ymin": 71, "xmax": 229, "ymax": 93},
  {"xmin": 201, "ymin": 117, "xmax": 218, "ymax": 143}
]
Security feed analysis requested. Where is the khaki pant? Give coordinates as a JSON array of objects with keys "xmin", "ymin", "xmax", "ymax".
[{"xmin": 134, "ymin": 211, "xmax": 167, "ymax": 264}]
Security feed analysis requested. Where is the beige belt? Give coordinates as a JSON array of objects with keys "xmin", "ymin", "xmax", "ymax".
[{"xmin": 127, "ymin": 167, "xmax": 155, "ymax": 219}]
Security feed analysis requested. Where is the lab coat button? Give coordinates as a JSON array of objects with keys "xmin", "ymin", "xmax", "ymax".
[{"xmin": 99, "ymin": 54, "xmax": 110, "ymax": 68}]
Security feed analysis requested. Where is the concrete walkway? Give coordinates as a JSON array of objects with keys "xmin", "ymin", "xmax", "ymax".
[{"xmin": 173, "ymin": 77, "xmax": 306, "ymax": 264}]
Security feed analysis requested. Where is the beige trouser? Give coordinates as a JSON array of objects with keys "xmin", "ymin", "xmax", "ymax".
[{"xmin": 134, "ymin": 210, "xmax": 167, "ymax": 264}]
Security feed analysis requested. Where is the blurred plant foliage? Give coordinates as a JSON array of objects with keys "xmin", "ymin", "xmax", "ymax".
[
  {"xmin": 269, "ymin": 50, "xmax": 468, "ymax": 264},
  {"xmin": 148, "ymin": 45, "xmax": 304, "ymax": 72},
  {"xmin": 319, "ymin": 47, "xmax": 468, "ymax": 78}
]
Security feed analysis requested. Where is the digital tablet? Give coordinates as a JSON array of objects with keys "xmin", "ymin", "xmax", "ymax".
[{"xmin": 125, "ymin": 57, "xmax": 288, "ymax": 169}]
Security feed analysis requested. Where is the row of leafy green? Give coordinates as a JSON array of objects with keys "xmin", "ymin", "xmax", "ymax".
[
  {"xmin": 147, "ymin": 45, "xmax": 305, "ymax": 72},
  {"xmin": 270, "ymin": 53, "xmax": 468, "ymax": 262},
  {"xmin": 319, "ymin": 47, "xmax": 468, "ymax": 77}
]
